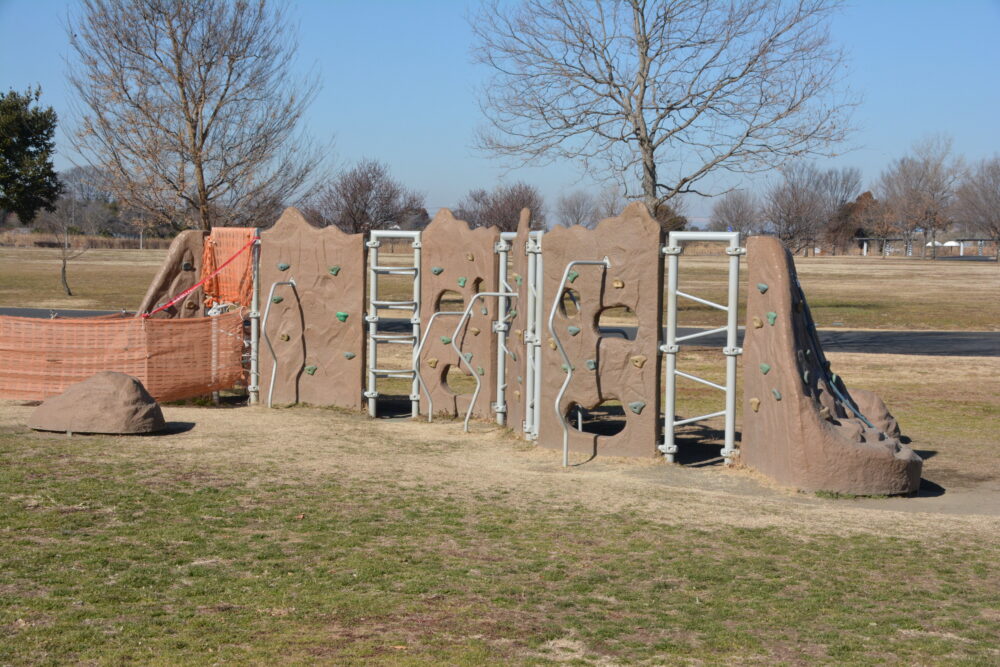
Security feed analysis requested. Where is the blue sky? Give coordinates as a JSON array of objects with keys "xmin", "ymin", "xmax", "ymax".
[{"xmin": 2, "ymin": 0, "xmax": 998, "ymax": 223}]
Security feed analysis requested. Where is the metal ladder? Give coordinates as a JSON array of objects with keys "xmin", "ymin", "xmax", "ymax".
[{"xmin": 365, "ymin": 230, "xmax": 421, "ymax": 418}]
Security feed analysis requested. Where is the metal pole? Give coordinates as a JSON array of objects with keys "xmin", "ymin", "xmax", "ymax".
[
  {"xmin": 495, "ymin": 236, "xmax": 512, "ymax": 426},
  {"xmin": 722, "ymin": 236, "xmax": 742, "ymax": 464},
  {"xmin": 410, "ymin": 235, "xmax": 422, "ymax": 418},
  {"xmin": 412, "ymin": 310, "xmax": 463, "ymax": 422},
  {"xmin": 524, "ymin": 241, "xmax": 537, "ymax": 438},
  {"xmin": 531, "ymin": 232, "xmax": 545, "ymax": 440},
  {"xmin": 248, "ymin": 229, "xmax": 261, "ymax": 405},
  {"xmin": 661, "ymin": 246, "xmax": 680, "ymax": 463},
  {"xmin": 366, "ymin": 238, "xmax": 379, "ymax": 417}
]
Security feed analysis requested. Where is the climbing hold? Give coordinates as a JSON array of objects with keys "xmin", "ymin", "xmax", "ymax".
[
  {"xmin": 630, "ymin": 355, "xmax": 647, "ymax": 369},
  {"xmin": 560, "ymin": 363, "xmax": 574, "ymax": 373},
  {"xmin": 771, "ymin": 388, "xmax": 782, "ymax": 401},
  {"xmin": 427, "ymin": 358, "xmax": 439, "ymax": 368},
  {"xmin": 463, "ymin": 352, "xmax": 473, "ymax": 362},
  {"xmin": 517, "ymin": 375, "xmax": 522, "ymax": 384},
  {"xmin": 548, "ymin": 338, "xmax": 557, "ymax": 350},
  {"xmin": 271, "ymin": 296, "xmax": 284, "ymax": 304},
  {"xmin": 514, "ymin": 329, "xmax": 522, "ymax": 338},
  {"xmin": 336, "ymin": 312, "xmax": 349, "ymax": 322},
  {"xmin": 304, "ymin": 365, "xmax": 318, "ymax": 376},
  {"xmin": 457, "ymin": 277, "xmax": 468, "ymax": 288},
  {"xmin": 612, "ymin": 279, "xmax": 625, "ymax": 289},
  {"xmin": 343, "ymin": 352, "xmax": 356, "ymax": 360},
  {"xmin": 182, "ymin": 261, "xmax": 194, "ymax": 271},
  {"xmin": 278, "ymin": 262, "xmax": 290, "ymax": 271},
  {"xmin": 440, "ymin": 336, "xmax": 451, "ymax": 344},
  {"xmin": 567, "ymin": 269, "xmax": 580, "ymax": 283},
  {"xmin": 628, "ymin": 401, "xmax": 646, "ymax": 415},
  {"xmin": 819, "ymin": 405, "xmax": 831, "ymax": 420},
  {"xmin": 510, "ymin": 352, "xmax": 517, "ymax": 362},
  {"xmin": 756, "ymin": 283, "xmax": 769, "ymax": 294},
  {"xmin": 480, "ymin": 307, "xmax": 488, "ymax": 316},
  {"xmin": 514, "ymin": 274, "xmax": 523, "ymax": 286},
  {"xmin": 830, "ymin": 373, "xmax": 839, "ymax": 384},
  {"xmin": 470, "ymin": 326, "xmax": 481, "ymax": 336},
  {"xmin": 802, "ymin": 370, "xmax": 810, "ymax": 384},
  {"xmin": 505, "ymin": 309, "xmax": 517, "ymax": 321},
  {"xmin": 805, "ymin": 348, "xmax": 812, "ymax": 358},
  {"xmin": 759, "ymin": 363, "xmax": 771, "ymax": 375},
  {"xmin": 476, "ymin": 366, "xmax": 485, "ymax": 376},
  {"xmin": 328, "ymin": 265, "xmax": 341, "ymax": 276},
  {"xmin": 465, "ymin": 252, "xmax": 474, "ymax": 261},
  {"xmin": 585, "ymin": 359, "xmax": 597, "ymax": 371},
  {"xmin": 796, "ymin": 349, "xmax": 805, "ymax": 364},
  {"xmin": 514, "ymin": 390, "xmax": 521, "ymax": 399},
  {"xmin": 750, "ymin": 397, "xmax": 761, "ymax": 412},
  {"xmin": 431, "ymin": 266, "xmax": 444, "ymax": 275},
  {"xmin": 766, "ymin": 311, "xmax": 777, "ymax": 326},
  {"xmin": 752, "ymin": 316, "xmax": 763, "ymax": 329},
  {"xmin": 279, "ymin": 333, "xmax": 290, "ymax": 342},
  {"xmin": 567, "ymin": 325, "xmax": 581, "ymax": 336}
]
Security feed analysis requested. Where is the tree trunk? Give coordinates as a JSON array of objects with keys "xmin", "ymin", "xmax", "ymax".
[{"xmin": 60, "ymin": 257, "xmax": 73, "ymax": 296}]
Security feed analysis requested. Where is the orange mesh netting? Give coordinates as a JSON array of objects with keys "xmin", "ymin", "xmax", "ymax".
[
  {"xmin": 201, "ymin": 227, "xmax": 255, "ymax": 308},
  {"xmin": 0, "ymin": 313, "xmax": 245, "ymax": 402}
]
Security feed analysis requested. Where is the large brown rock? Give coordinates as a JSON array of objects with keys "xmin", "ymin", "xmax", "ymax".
[
  {"xmin": 740, "ymin": 236, "xmax": 922, "ymax": 495},
  {"xmin": 29, "ymin": 371, "xmax": 166, "ymax": 434}
]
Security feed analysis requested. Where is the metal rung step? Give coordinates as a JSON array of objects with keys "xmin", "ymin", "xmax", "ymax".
[
  {"xmin": 372, "ymin": 265, "xmax": 418, "ymax": 274},
  {"xmin": 372, "ymin": 299, "xmax": 417, "ymax": 308},
  {"xmin": 370, "ymin": 368, "xmax": 416, "ymax": 378},
  {"xmin": 371, "ymin": 333, "xmax": 416, "ymax": 343}
]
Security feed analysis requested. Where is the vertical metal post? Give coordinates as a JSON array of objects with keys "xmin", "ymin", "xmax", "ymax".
[
  {"xmin": 722, "ymin": 238, "xmax": 742, "ymax": 463},
  {"xmin": 495, "ymin": 235, "xmax": 514, "ymax": 426},
  {"xmin": 531, "ymin": 231, "xmax": 544, "ymax": 440},
  {"xmin": 661, "ymin": 245, "xmax": 680, "ymax": 463},
  {"xmin": 366, "ymin": 238, "xmax": 379, "ymax": 417},
  {"xmin": 248, "ymin": 229, "xmax": 261, "ymax": 405},
  {"xmin": 410, "ymin": 236, "xmax": 421, "ymax": 418},
  {"xmin": 523, "ymin": 241, "xmax": 537, "ymax": 437}
]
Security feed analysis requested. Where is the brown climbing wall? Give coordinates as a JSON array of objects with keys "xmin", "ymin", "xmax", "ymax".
[
  {"xmin": 502, "ymin": 209, "xmax": 533, "ymax": 434},
  {"xmin": 260, "ymin": 208, "xmax": 366, "ymax": 409},
  {"xmin": 417, "ymin": 209, "xmax": 499, "ymax": 419},
  {"xmin": 137, "ymin": 230, "xmax": 207, "ymax": 317},
  {"xmin": 741, "ymin": 236, "xmax": 922, "ymax": 495},
  {"xmin": 539, "ymin": 202, "xmax": 663, "ymax": 458}
]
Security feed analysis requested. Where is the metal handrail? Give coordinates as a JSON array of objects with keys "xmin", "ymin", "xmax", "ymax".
[
  {"xmin": 411, "ymin": 310, "xmax": 464, "ymax": 422},
  {"xmin": 261, "ymin": 279, "xmax": 298, "ymax": 408},
  {"xmin": 546, "ymin": 258, "xmax": 610, "ymax": 467},
  {"xmin": 450, "ymin": 292, "xmax": 518, "ymax": 432}
]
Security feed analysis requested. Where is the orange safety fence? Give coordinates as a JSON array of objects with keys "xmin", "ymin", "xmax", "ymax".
[
  {"xmin": 201, "ymin": 227, "xmax": 255, "ymax": 308},
  {"xmin": 0, "ymin": 312, "xmax": 246, "ymax": 402}
]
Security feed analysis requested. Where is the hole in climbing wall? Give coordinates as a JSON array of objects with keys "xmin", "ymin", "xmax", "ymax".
[
  {"xmin": 441, "ymin": 363, "xmax": 475, "ymax": 396},
  {"xmin": 596, "ymin": 305, "xmax": 638, "ymax": 339},
  {"xmin": 559, "ymin": 288, "xmax": 581, "ymax": 317},
  {"xmin": 437, "ymin": 290, "xmax": 464, "ymax": 312},
  {"xmin": 563, "ymin": 400, "xmax": 627, "ymax": 436}
]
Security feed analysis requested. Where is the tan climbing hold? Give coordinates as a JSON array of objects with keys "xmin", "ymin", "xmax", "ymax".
[
  {"xmin": 470, "ymin": 327, "xmax": 481, "ymax": 336},
  {"xmin": 750, "ymin": 397, "xmax": 760, "ymax": 413},
  {"xmin": 514, "ymin": 329, "xmax": 522, "ymax": 338},
  {"xmin": 514, "ymin": 390, "xmax": 521, "ymax": 399},
  {"xmin": 819, "ymin": 405, "xmax": 830, "ymax": 420},
  {"xmin": 548, "ymin": 338, "xmax": 557, "ymax": 350},
  {"xmin": 612, "ymin": 279, "xmax": 625, "ymax": 289},
  {"xmin": 752, "ymin": 316, "xmax": 763, "ymax": 329},
  {"xmin": 630, "ymin": 355, "xmax": 647, "ymax": 369},
  {"xmin": 465, "ymin": 252, "xmax": 474, "ymax": 261},
  {"xmin": 426, "ymin": 358, "xmax": 439, "ymax": 369}
]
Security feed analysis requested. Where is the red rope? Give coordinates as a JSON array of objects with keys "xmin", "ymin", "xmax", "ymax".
[{"xmin": 142, "ymin": 236, "xmax": 256, "ymax": 319}]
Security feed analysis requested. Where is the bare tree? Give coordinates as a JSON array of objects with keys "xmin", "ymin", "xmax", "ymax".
[
  {"xmin": 596, "ymin": 185, "xmax": 628, "ymax": 220},
  {"xmin": 762, "ymin": 163, "xmax": 827, "ymax": 253},
  {"xmin": 709, "ymin": 190, "xmax": 760, "ymax": 236},
  {"xmin": 455, "ymin": 181, "xmax": 545, "ymax": 231},
  {"xmin": 955, "ymin": 156, "xmax": 1000, "ymax": 257},
  {"xmin": 472, "ymin": 0, "xmax": 855, "ymax": 215},
  {"xmin": 68, "ymin": 0, "xmax": 324, "ymax": 231},
  {"xmin": 555, "ymin": 190, "xmax": 598, "ymax": 228},
  {"xmin": 303, "ymin": 159, "xmax": 424, "ymax": 234},
  {"xmin": 877, "ymin": 135, "xmax": 963, "ymax": 258}
]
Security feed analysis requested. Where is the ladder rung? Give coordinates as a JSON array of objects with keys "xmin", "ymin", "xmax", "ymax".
[
  {"xmin": 372, "ymin": 299, "xmax": 416, "ymax": 308},
  {"xmin": 370, "ymin": 368, "xmax": 415, "ymax": 378},
  {"xmin": 372, "ymin": 265, "xmax": 418, "ymax": 274},
  {"xmin": 371, "ymin": 334, "xmax": 416, "ymax": 344}
]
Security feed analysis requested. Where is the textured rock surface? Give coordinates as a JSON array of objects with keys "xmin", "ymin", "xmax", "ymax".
[
  {"xmin": 418, "ymin": 209, "xmax": 499, "ymax": 418},
  {"xmin": 137, "ymin": 230, "xmax": 207, "ymax": 318},
  {"xmin": 741, "ymin": 236, "xmax": 922, "ymax": 495},
  {"xmin": 260, "ymin": 208, "xmax": 366, "ymax": 409},
  {"xmin": 539, "ymin": 202, "xmax": 663, "ymax": 458},
  {"xmin": 29, "ymin": 371, "xmax": 165, "ymax": 434}
]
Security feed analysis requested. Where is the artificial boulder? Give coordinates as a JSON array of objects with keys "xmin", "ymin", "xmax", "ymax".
[{"xmin": 29, "ymin": 371, "xmax": 166, "ymax": 435}]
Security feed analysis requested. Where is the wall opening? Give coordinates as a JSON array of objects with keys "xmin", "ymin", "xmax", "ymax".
[
  {"xmin": 441, "ymin": 363, "xmax": 475, "ymax": 396},
  {"xmin": 436, "ymin": 290, "xmax": 464, "ymax": 312},
  {"xmin": 563, "ymin": 400, "xmax": 627, "ymax": 436},
  {"xmin": 596, "ymin": 304, "xmax": 638, "ymax": 339}
]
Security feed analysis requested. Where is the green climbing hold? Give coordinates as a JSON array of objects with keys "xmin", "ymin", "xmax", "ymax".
[
  {"xmin": 480, "ymin": 307, "xmax": 488, "ymax": 316},
  {"xmin": 759, "ymin": 363, "xmax": 771, "ymax": 375},
  {"xmin": 585, "ymin": 359, "xmax": 597, "ymax": 371},
  {"xmin": 831, "ymin": 373, "xmax": 839, "ymax": 384},
  {"xmin": 476, "ymin": 366, "xmax": 484, "ymax": 376},
  {"xmin": 567, "ymin": 269, "xmax": 580, "ymax": 283},
  {"xmin": 440, "ymin": 336, "xmax": 451, "ymax": 344},
  {"xmin": 517, "ymin": 375, "xmax": 523, "ymax": 384},
  {"xmin": 771, "ymin": 388, "xmax": 782, "ymax": 401},
  {"xmin": 336, "ymin": 312, "xmax": 349, "ymax": 322},
  {"xmin": 510, "ymin": 352, "xmax": 517, "ymax": 362},
  {"xmin": 757, "ymin": 283, "xmax": 769, "ymax": 294},
  {"xmin": 431, "ymin": 266, "xmax": 444, "ymax": 275},
  {"xmin": 463, "ymin": 352, "xmax": 473, "ymax": 362},
  {"xmin": 271, "ymin": 295, "xmax": 284, "ymax": 304},
  {"xmin": 328, "ymin": 265, "xmax": 341, "ymax": 276},
  {"xmin": 567, "ymin": 325, "xmax": 581, "ymax": 336},
  {"xmin": 343, "ymin": 352, "xmax": 356, "ymax": 360},
  {"xmin": 514, "ymin": 274, "xmax": 523, "ymax": 286},
  {"xmin": 304, "ymin": 365, "xmax": 318, "ymax": 376},
  {"xmin": 278, "ymin": 262, "xmax": 290, "ymax": 271},
  {"xmin": 766, "ymin": 311, "xmax": 777, "ymax": 326},
  {"xmin": 561, "ymin": 363, "xmax": 575, "ymax": 373},
  {"xmin": 628, "ymin": 401, "xmax": 646, "ymax": 415},
  {"xmin": 802, "ymin": 370, "xmax": 810, "ymax": 383},
  {"xmin": 457, "ymin": 277, "xmax": 467, "ymax": 288}
]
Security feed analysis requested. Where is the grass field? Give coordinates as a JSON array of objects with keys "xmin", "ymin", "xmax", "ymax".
[{"xmin": 1, "ymin": 246, "xmax": 997, "ymax": 329}]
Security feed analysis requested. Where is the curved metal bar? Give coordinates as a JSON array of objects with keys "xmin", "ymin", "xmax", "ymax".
[
  {"xmin": 412, "ymin": 310, "xmax": 464, "ymax": 422},
  {"xmin": 450, "ymin": 291, "xmax": 519, "ymax": 432},
  {"xmin": 546, "ymin": 258, "xmax": 610, "ymax": 467},
  {"xmin": 261, "ymin": 279, "xmax": 298, "ymax": 409}
]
